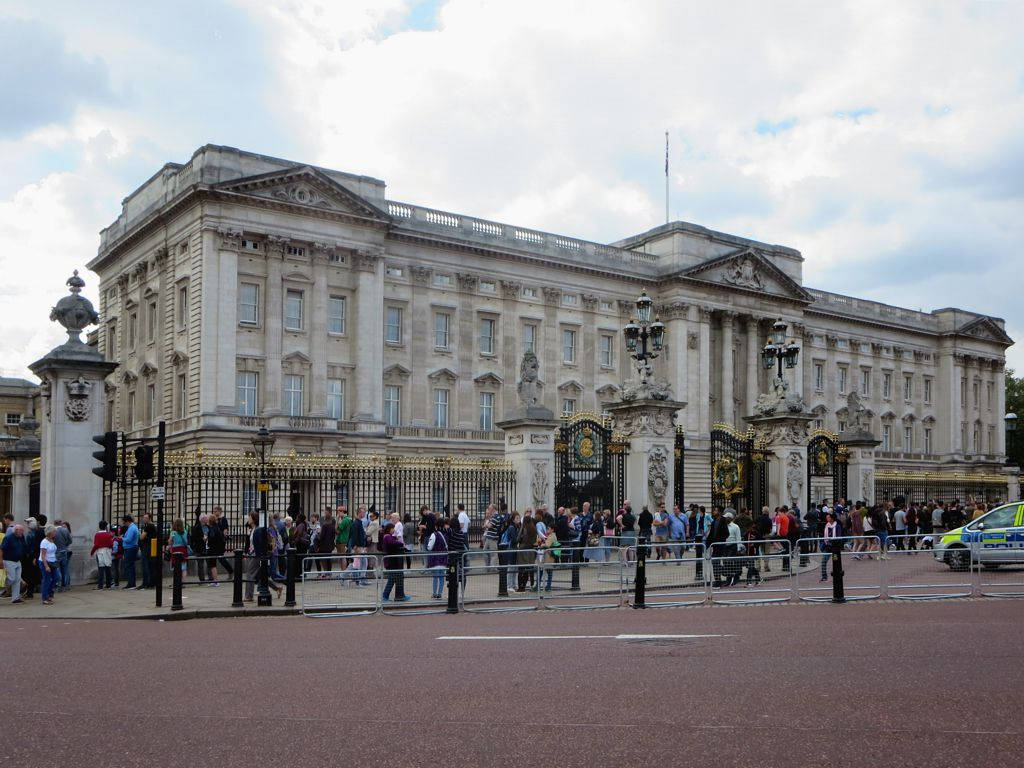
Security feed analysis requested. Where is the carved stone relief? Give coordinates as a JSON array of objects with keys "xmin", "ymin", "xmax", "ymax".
[
  {"xmin": 648, "ymin": 446, "xmax": 669, "ymax": 506},
  {"xmin": 785, "ymin": 452, "xmax": 804, "ymax": 505},
  {"xmin": 531, "ymin": 460, "xmax": 548, "ymax": 506}
]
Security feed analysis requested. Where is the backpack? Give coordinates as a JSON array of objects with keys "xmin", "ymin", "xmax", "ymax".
[{"xmin": 111, "ymin": 537, "xmax": 122, "ymax": 557}]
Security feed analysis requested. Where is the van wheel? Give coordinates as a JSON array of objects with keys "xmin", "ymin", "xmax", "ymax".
[{"xmin": 946, "ymin": 548, "xmax": 970, "ymax": 572}]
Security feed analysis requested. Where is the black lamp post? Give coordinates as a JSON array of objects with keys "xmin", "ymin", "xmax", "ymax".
[
  {"xmin": 623, "ymin": 290, "xmax": 666, "ymax": 383},
  {"xmin": 1006, "ymin": 412, "xmax": 1020, "ymax": 466},
  {"xmin": 250, "ymin": 426, "xmax": 276, "ymax": 607},
  {"xmin": 761, "ymin": 318, "xmax": 800, "ymax": 383}
]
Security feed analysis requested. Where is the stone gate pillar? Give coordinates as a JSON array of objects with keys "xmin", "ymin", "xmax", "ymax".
[
  {"xmin": 29, "ymin": 271, "xmax": 117, "ymax": 579},
  {"xmin": 748, "ymin": 414, "xmax": 814, "ymax": 510},
  {"xmin": 607, "ymin": 396, "xmax": 685, "ymax": 512},
  {"xmin": 2, "ymin": 422, "xmax": 39, "ymax": 519},
  {"xmin": 838, "ymin": 392, "xmax": 881, "ymax": 505}
]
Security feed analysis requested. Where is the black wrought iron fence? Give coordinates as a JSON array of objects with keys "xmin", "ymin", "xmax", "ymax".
[{"xmin": 875, "ymin": 471, "xmax": 1007, "ymax": 505}]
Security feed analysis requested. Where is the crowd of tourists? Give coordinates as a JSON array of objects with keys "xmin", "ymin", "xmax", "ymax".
[{"xmin": 0, "ymin": 493, "xmax": 998, "ymax": 605}]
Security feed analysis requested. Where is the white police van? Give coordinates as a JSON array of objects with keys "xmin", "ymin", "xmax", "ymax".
[{"xmin": 935, "ymin": 502, "xmax": 1024, "ymax": 571}]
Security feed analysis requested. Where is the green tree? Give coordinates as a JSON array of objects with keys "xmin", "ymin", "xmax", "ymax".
[{"xmin": 1006, "ymin": 369, "xmax": 1024, "ymax": 420}]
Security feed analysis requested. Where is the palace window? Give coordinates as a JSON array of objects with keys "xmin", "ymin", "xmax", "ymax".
[
  {"xmin": 562, "ymin": 399, "xmax": 576, "ymax": 416},
  {"xmin": 285, "ymin": 289, "xmax": 304, "ymax": 331},
  {"xmin": 904, "ymin": 426, "xmax": 913, "ymax": 451},
  {"xmin": 128, "ymin": 312, "xmax": 137, "ymax": 349},
  {"xmin": 562, "ymin": 329, "xmax": 576, "ymax": 364},
  {"xmin": 972, "ymin": 380, "xmax": 979, "ymax": 407},
  {"xmin": 882, "ymin": 424, "xmax": 891, "ymax": 452},
  {"xmin": 480, "ymin": 318, "xmax": 495, "ymax": 355},
  {"xmin": 286, "ymin": 245, "xmax": 304, "ymax": 257},
  {"xmin": 433, "ymin": 388, "xmax": 449, "ymax": 428},
  {"xmin": 146, "ymin": 384, "xmax": 156, "ymax": 424},
  {"xmin": 283, "ymin": 374, "xmax": 304, "ymax": 417},
  {"xmin": 434, "ymin": 274, "xmax": 453, "ymax": 288},
  {"xmin": 838, "ymin": 366, "xmax": 848, "ymax": 394},
  {"xmin": 904, "ymin": 375, "xmax": 913, "ymax": 401},
  {"xmin": 147, "ymin": 300, "xmax": 158, "ymax": 342},
  {"xmin": 327, "ymin": 378, "xmax": 344, "ymax": 420},
  {"xmin": 923, "ymin": 428, "xmax": 932, "ymax": 454},
  {"xmin": 986, "ymin": 381, "xmax": 993, "ymax": 410},
  {"xmin": 236, "ymin": 372, "xmax": 258, "ymax": 416},
  {"xmin": 480, "ymin": 280, "xmax": 496, "ymax": 293},
  {"xmin": 177, "ymin": 285, "xmax": 188, "ymax": 329},
  {"xmin": 523, "ymin": 323, "xmax": 537, "ymax": 355},
  {"xmin": 562, "ymin": 294, "xmax": 578, "ymax": 307},
  {"xmin": 882, "ymin": 372, "xmax": 891, "ymax": 399},
  {"xmin": 600, "ymin": 334, "xmax": 614, "ymax": 368},
  {"xmin": 177, "ymin": 374, "xmax": 187, "ymax": 419},
  {"xmin": 479, "ymin": 392, "xmax": 495, "ymax": 430},
  {"xmin": 860, "ymin": 369, "xmax": 870, "ymax": 396},
  {"xmin": 239, "ymin": 283, "xmax": 259, "ymax": 326},
  {"xmin": 384, "ymin": 386, "xmax": 401, "ymax": 426},
  {"xmin": 924, "ymin": 378, "xmax": 932, "ymax": 403},
  {"xmin": 960, "ymin": 378, "xmax": 967, "ymax": 407},
  {"xmin": 328, "ymin": 295, "xmax": 346, "ymax": 335},
  {"xmin": 127, "ymin": 390, "xmax": 136, "ymax": 427},
  {"xmin": 385, "ymin": 265, "xmax": 403, "ymax": 278},
  {"xmin": 5, "ymin": 413, "xmax": 20, "ymax": 426},
  {"xmin": 988, "ymin": 426, "xmax": 995, "ymax": 453},
  {"xmin": 522, "ymin": 287, "xmax": 538, "ymax": 299},
  {"xmin": 814, "ymin": 363, "xmax": 824, "ymax": 392},
  {"xmin": 434, "ymin": 313, "xmax": 450, "ymax": 349},
  {"xmin": 385, "ymin": 307, "xmax": 402, "ymax": 344}
]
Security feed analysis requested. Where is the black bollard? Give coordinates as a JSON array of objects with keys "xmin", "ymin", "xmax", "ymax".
[
  {"xmin": 257, "ymin": 555, "xmax": 273, "ymax": 607},
  {"xmin": 171, "ymin": 553, "xmax": 183, "ymax": 612},
  {"xmin": 497, "ymin": 549, "xmax": 508, "ymax": 597},
  {"xmin": 633, "ymin": 536, "xmax": 647, "ymax": 608},
  {"xmin": 284, "ymin": 546, "xmax": 297, "ymax": 608},
  {"xmin": 231, "ymin": 549, "xmax": 243, "ymax": 608},
  {"xmin": 570, "ymin": 546, "xmax": 581, "ymax": 591},
  {"xmin": 831, "ymin": 543, "xmax": 846, "ymax": 603},
  {"xmin": 446, "ymin": 557, "xmax": 459, "ymax": 614}
]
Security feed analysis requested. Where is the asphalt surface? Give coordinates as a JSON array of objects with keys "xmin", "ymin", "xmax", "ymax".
[{"xmin": 3, "ymin": 599, "xmax": 1023, "ymax": 767}]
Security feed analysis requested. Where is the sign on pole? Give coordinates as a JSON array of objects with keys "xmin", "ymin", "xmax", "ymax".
[{"xmin": 150, "ymin": 485, "xmax": 166, "ymax": 502}]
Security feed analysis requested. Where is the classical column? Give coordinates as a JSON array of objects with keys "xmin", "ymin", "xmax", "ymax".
[
  {"xmin": 499, "ymin": 280, "xmax": 522, "ymax": 422},
  {"xmin": 791, "ymin": 323, "xmax": 805, "ymax": 400},
  {"xmin": 456, "ymin": 272, "xmax": 479, "ymax": 427},
  {"xmin": 720, "ymin": 311, "xmax": 735, "ymax": 426},
  {"xmin": 211, "ymin": 229, "xmax": 238, "ymax": 414},
  {"xmin": 309, "ymin": 248, "xmax": 329, "ymax": 417},
  {"xmin": 410, "ymin": 266, "xmax": 433, "ymax": 426},
  {"xmin": 664, "ymin": 302, "xmax": 689, "ymax": 423},
  {"xmin": 542, "ymin": 288, "xmax": 562, "ymax": 414},
  {"xmin": 263, "ymin": 240, "xmax": 284, "ymax": 417},
  {"xmin": 745, "ymin": 315, "xmax": 759, "ymax": 420},
  {"xmin": 995, "ymin": 360, "xmax": 1007, "ymax": 456},
  {"xmin": 697, "ymin": 307, "xmax": 712, "ymax": 436},
  {"xmin": 354, "ymin": 250, "xmax": 384, "ymax": 422},
  {"xmin": 581, "ymin": 293, "xmax": 598, "ymax": 411}
]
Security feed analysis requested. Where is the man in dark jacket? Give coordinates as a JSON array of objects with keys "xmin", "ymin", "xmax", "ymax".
[
  {"xmin": 2, "ymin": 524, "xmax": 28, "ymax": 603},
  {"xmin": 705, "ymin": 507, "xmax": 730, "ymax": 586}
]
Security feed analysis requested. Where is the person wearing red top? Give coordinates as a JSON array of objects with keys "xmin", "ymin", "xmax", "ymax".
[
  {"xmin": 772, "ymin": 508, "xmax": 792, "ymax": 572},
  {"xmin": 90, "ymin": 520, "xmax": 115, "ymax": 589}
]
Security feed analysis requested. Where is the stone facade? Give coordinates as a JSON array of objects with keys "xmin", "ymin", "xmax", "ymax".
[
  {"xmin": 0, "ymin": 377, "xmax": 40, "ymax": 442},
  {"xmin": 86, "ymin": 145, "xmax": 1014, "ymax": 504}
]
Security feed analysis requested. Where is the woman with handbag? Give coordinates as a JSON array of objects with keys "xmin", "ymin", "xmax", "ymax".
[
  {"xmin": 515, "ymin": 515, "xmax": 537, "ymax": 592},
  {"xmin": 167, "ymin": 518, "xmax": 189, "ymax": 580},
  {"xmin": 539, "ymin": 528, "xmax": 559, "ymax": 592}
]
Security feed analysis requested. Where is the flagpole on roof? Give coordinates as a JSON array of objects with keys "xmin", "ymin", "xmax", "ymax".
[{"xmin": 664, "ymin": 130, "xmax": 669, "ymax": 225}]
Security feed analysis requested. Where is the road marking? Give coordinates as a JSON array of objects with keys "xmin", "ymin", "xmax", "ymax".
[{"xmin": 437, "ymin": 633, "xmax": 731, "ymax": 640}]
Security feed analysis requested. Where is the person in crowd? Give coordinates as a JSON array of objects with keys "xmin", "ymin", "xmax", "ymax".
[
  {"xmin": 932, "ymin": 502, "xmax": 945, "ymax": 534},
  {"xmin": 651, "ymin": 503, "xmax": 670, "ymax": 559},
  {"xmin": 668, "ymin": 504, "xmax": 688, "ymax": 561},
  {"xmin": 2, "ymin": 523, "xmax": 27, "ymax": 603},
  {"xmin": 785, "ymin": 506, "xmax": 802, "ymax": 566},
  {"xmin": 315, "ymin": 511, "xmax": 335, "ymax": 572},
  {"xmin": 705, "ymin": 507, "xmax": 730, "ymax": 586},
  {"xmin": 601, "ymin": 509, "xmax": 616, "ymax": 553},
  {"xmin": 538, "ymin": 523, "xmax": 560, "ymax": 591},
  {"xmin": 617, "ymin": 502, "xmax": 636, "ymax": 562},
  {"xmin": 120, "ymin": 514, "xmax": 139, "ymax": 589},
  {"xmin": 770, "ymin": 506, "xmax": 791, "ymax": 572},
  {"xmin": 481, "ymin": 504, "xmax": 500, "ymax": 567},
  {"xmin": 365, "ymin": 510, "xmax": 382, "ymax": 552},
  {"xmin": 906, "ymin": 504, "xmax": 919, "ymax": 550},
  {"xmin": 53, "ymin": 519, "xmax": 73, "ymax": 592},
  {"xmin": 190, "ymin": 513, "xmax": 211, "ymax": 583},
  {"xmin": 425, "ymin": 516, "xmax": 449, "ymax": 599},
  {"xmin": 211, "ymin": 506, "xmax": 233, "ymax": 575},
  {"xmin": 38, "ymin": 524, "xmax": 59, "ymax": 605},
  {"xmin": 859, "ymin": 503, "xmax": 877, "ymax": 559},
  {"xmin": 335, "ymin": 505, "xmax": 352, "ymax": 570},
  {"xmin": 348, "ymin": 507, "xmax": 369, "ymax": 585},
  {"xmin": 402, "ymin": 513, "xmax": 416, "ymax": 569},
  {"xmin": 380, "ymin": 522, "xmax": 410, "ymax": 602},
  {"xmin": 742, "ymin": 523, "xmax": 762, "ymax": 586},
  {"xmin": 515, "ymin": 515, "xmax": 538, "ymax": 592},
  {"xmin": 636, "ymin": 505, "xmax": 654, "ymax": 561},
  {"xmin": 499, "ymin": 511, "xmax": 521, "ymax": 581},
  {"xmin": 456, "ymin": 503, "xmax": 470, "ymax": 544},
  {"xmin": 243, "ymin": 512, "xmax": 283, "ymax": 602},
  {"xmin": 22, "ymin": 518, "xmax": 42, "ymax": 598},
  {"xmin": 139, "ymin": 513, "xmax": 158, "ymax": 590},
  {"xmin": 91, "ymin": 520, "xmax": 114, "ymax": 590},
  {"xmin": 290, "ymin": 512, "xmax": 310, "ymax": 557},
  {"xmin": 971, "ymin": 502, "xmax": 987, "ymax": 522},
  {"xmin": 755, "ymin": 506, "xmax": 773, "ymax": 572},
  {"xmin": 735, "ymin": 507, "xmax": 753, "ymax": 540},
  {"xmin": 167, "ymin": 518, "xmax": 190, "ymax": 580},
  {"xmin": 892, "ymin": 502, "xmax": 908, "ymax": 550},
  {"xmin": 871, "ymin": 504, "xmax": 889, "ymax": 559},
  {"xmin": 820, "ymin": 511, "xmax": 842, "ymax": 581},
  {"xmin": 722, "ymin": 511, "xmax": 742, "ymax": 587},
  {"xmin": 849, "ymin": 501, "xmax": 866, "ymax": 558},
  {"xmin": 205, "ymin": 514, "xmax": 225, "ymax": 586},
  {"xmin": 268, "ymin": 512, "xmax": 285, "ymax": 581}
]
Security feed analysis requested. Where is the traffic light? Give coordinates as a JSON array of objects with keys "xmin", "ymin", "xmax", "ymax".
[
  {"xmin": 92, "ymin": 432, "xmax": 118, "ymax": 482},
  {"xmin": 134, "ymin": 445, "xmax": 154, "ymax": 481}
]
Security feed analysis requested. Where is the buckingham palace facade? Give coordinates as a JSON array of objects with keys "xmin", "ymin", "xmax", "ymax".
[{"xmin": 86, "ymin": 145, "xmax": 1015, "ymax": 506}]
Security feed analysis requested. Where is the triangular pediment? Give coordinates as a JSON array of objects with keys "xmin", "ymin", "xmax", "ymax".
[
  {"xmin": 954, "ymin": 316, "xmax": 1013, "ymax": 346},
  {"xmin": 169, "ymin": 350, "xmax": 189, "ymax": 368},
  {"xmin": 383, "ymin": 364, "xmax": 411, "ymax": 380},
  {"xmin": 677, "ymin": 247, "xmax": 813, "ymax": 302},
  {"xmin": 557, "ymin": 379, "xmax": 583, "ymax": 394},
  {"xmin": 427, "ymin": 367, "xmax": 458, "ymax": 382},
  {"xmin": 282, "ymin": 351, "xmax": 312, "ymax": 364},
  {"xmin": 595, "ymin": 383, "xmax": 620, "ymax": 397},
  {"xmin": 214, "ymin": 166, "xmax": 390, "ymax": 221},
  {"xmin": 139, "ymin": 361, "xmax": 158, "ymax": 378},
  {"xmin": 473, "ymin": 372, "xmax": 503, "ymax": 387}
]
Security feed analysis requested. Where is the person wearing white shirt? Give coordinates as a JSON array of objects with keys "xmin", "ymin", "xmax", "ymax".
[
  {"xmin": 456, "ymin": 503, "xmax": 470, "ymax": 541},
  {"xmin": 723, "ymin": 512, "xmax": 742, "ymax": 587}
]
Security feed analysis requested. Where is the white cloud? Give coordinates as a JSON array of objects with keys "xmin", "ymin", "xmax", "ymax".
[{"xmin": 1, "ymin": 0, "xmax": 1023, "ymax": 378}]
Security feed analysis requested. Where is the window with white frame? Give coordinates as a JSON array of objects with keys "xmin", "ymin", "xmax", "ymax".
[
  {"xmin": 600, "ymin": 333, "xmax": 614, "ymax": 368},
  {"xmin": 146, "ymin": 384, "xmax": 156, "ymax": 424},
  {"xmin": 127, "ymin": 390, "xmax": 136, "ymax": 426},
  {"xmin": 327, "ymin": 378, "xmax": 344, "ymax": 419},
  {"xmin": 328, "ymin": 295, "xmax": 346, "ymax": 334},
  {"xmin": 972, "ymin": 426, "xmax": 979, "ymax": 453},
  {"xmin": 882, "ymin": 424, "xmax": 891, "ymax": 451},
  {"xmin": 522, "ymin": 287, "xmax": 537, "ymax": 299},
  {"xmin": 882, "ymin": 372, "xmax": 891, "ymax": 399},
  {"xmin": 814, "ymin": 419, "xmax": 824, "ymax": 430},
  {"xmin": 147, "ymin": 300, "xmax": 157, "ymax": 342},
  {"xmin": 283, "ymin": 374, "xmax": 304, "ymax": 416},
  {"xmin": 562, "ymin": 294, "xmax": 578, "ymax": 307},
  {"xmin": 5, "ymin": 413, "xmax": 21, "ymax": 426},
  {"xmin": 562, "ymin": 328, "xmax": 576, "ymax": 364},
  {"xmin": 973, "ymin": 380, "xmax": 979, "ymax": 407},
  {"xmin": 433, "ymin": 388, "xmax": 449, "ymax": 428},
  {"xmin": 838, "ymin": 366, "xmax": 848, "ymax": 394},
  {"xmin": 960, "ymin": 378, "xmax": 967, "ymax": 406},
  {"xmin": 128, "ymin": 312, "xmax": 137, "ymax": 349},
  {"xmin": 480, "ymin": 280, "xmax": 495, "ymax": 293},
  {"xmin": 479, "ymin": 391, "xmax": 494, "ymax": 430},
  {"xmin": 814, "ymin": 363, "xmax": 824, "ymax": 392},
  {"xmin": 106, "ymin": 322, "xmax": 116, "ymax": 359},
  {"xmin": 988, "ymin": 426, "xmax": 995, "ymax": 453},
  {"xmin": 860, "ymin": 368, "xmax": 870, "ymax": 396},
  {"xmin": 285, "ymin": 289, "xmax": 304, "ymax": 331},
  {"xmin": 561, "ymin": 398, "xmax": 576, "ymax": 416},
  {"xmin": 600, "ymin": 300, "xmax": 614, "ymax": 312},
  {"xmin": 903, "ymin": 426, "xmax": 912, "ymax": 451},
  {"xmin": 434, "ymin": 312, "xmax": 450, "ymax": 349},
  {"xmin": 523, "ymin": 323, "xmax": 537, "ymax": 355},
  {"xmin": 177, "ymin": 285, "xmax": 188, "ymax": 329},
  {"xmin": 237, "ymin": 371, "xmax": 258, "ymax": 416},
  {"xmin": 286, "ymin": 245, "xmax": 304, "ymax": 257},
  {"xmin": 433, "ymin": 274, "xmax": 453, "ymax": 288},
  {"xmin": 385, "ymin": 265, "xmax": 403, "ymax": 278},
  {"xmin": 177, "ymin": 374, "xmax": 187, "ymax": 419},
  {"xmin": 904, "ymin": 375, "xmax": 913, "ymax": 401},
  {"xmin": 924, "ymin": 378, "xmax": 932, "ymax": 403},
  {"xmin": 385, "ymin": 306, "xmax": 402, "ymax": 344},
  {"xmin": 923, "ymin": 428, "xmax": 932, "ymax": 454},
  {"xmin": 242, "ymin": 239, "xmax": 261, "ymax": 251},
  {"xmin": 239, "ymin": 283, "xmax": 259, "ymax": 326},
  {"xmin": 838, "ymin": 420, "xmax": 848, "ymax": 433},
  {"xmin": 961, "ymin": 422, "xmax": 967, "ymax": 452},
  {"xmin": 986, "ymin": 381, "xmax": 993, "ymax": 410},
  {"xmin": 383, "ymin": 385, "xmax": 401, "ymax": 426},
  {"xmin": 480, "ymin": 317, "xmax": 495, "ymax": 355}
]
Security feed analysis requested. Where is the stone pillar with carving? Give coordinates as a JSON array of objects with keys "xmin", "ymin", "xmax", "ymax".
[
  {"xmin": 2, "ymin": 419, "xmax": 40, "ymax": 519},
  {"xmin": 497, "ymin": 352, "xmax": 558, "ymax": 513},
  {"xmin": 607, "ymin": 392, "xmax": 686, "ymax": 513},
  {"xmin": 720, "ymin": 311, "xmax": 735, "ymax": 426},
  {"xmin": 838, "ymin": 393, "xmax": 881, "ymax": 505},
  {"xmin": 748, "ymin": 414, "xmax": 814, "ymax": 509},
  {"xmin": 29, "ymin": 272, "xmax": 118, "ymax": 581}
]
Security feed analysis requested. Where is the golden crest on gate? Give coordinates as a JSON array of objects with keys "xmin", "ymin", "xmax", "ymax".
[
  {"xmin": 712, "ymin": 456, "xmax": 744, "ymax": 497},
  {"xmin": 816, "ymin": 449, "xmax": 829, "ymax": 469}
]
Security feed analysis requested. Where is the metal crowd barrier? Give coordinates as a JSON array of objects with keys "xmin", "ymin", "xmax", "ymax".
[
  {"xmin": 631, "ymin": 549, "xmax": 707, "ymax": 607},
  {"xmin": 795, "ymin": 536, "xmax": 883, "ymax": 602},
  {"xmin": 300, "ymin": 554, "xmax": 380, "ymax": 616},
  {"xmin": 538, "ymin": 547, "xmax": 623, "ymax": 610},
  {"xmin": 975, "ymin": 558, "xmax": 1024, "ymax": 598},
  {"xmin": 707, "ymin": 539, "xmax": 793, "ymax": 605},
  {"xmin": 883, "ymin": 534, "xmax": 974, "ymax": 600},
  {"xmin": 460, "ymin": 549, "xmax": 539, "ymax": 613},
  {"xmin": 382, "ymin": 550, "xmax": 451, "ymax": 615}
]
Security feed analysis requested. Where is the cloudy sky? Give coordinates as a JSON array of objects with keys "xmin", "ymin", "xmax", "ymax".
[{"xmin": 2, "ymin": 0, "xmax": 1022, "ymax": 380}]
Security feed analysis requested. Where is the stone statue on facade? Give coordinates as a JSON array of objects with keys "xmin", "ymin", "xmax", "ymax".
[
  {"xmin": 723, "ymin": 256, "xmax": 764, "ymax": 291},
  {"xmin": 620, "ymin": 376, "xmax": 673, "ymax": 402},
  {"xmin": 517, "ymin": 352, "xmax": 542, "ymax": 408},
  {"xmin": 753, "ymin": 375, "xmax": 805, "ymax": 417},
  {"xmin": 785, "ymin": 451, "xmax": 804, "ymax": 505},
  {"xmin": 647, "ymin": 446, "xmax": 669, "ymax": 506}
]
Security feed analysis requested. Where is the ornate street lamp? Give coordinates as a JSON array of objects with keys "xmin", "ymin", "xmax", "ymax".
[
  {"xmin": 762, "ymin": 318, "xmax": 800, "ymax": 382},
  {"xmin": 250, "ymin": 426, "xmax": 275, "ymax": 606},
  {"xmin": 623, "ymin": 290, "xmax": 666, "ymax": 384},
  {"xmin": 1006, "ymin": 412, "xmax": 1020, "ymax": 467}
]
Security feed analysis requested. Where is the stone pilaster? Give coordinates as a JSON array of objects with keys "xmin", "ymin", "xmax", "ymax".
[
  {"xmin": 839, "ymin": 431, "xmax": 881, "ymax": 505},
  {"xmin": 745, "ymin": 316, "xmax": 760, "ymax": 421},
  {"xmin": 354, "ymin": 250, "xmax": 384, "ymax": 423},
  {"xmin": 748, "ymin": 413, "xmax": 814, "ymax": 509},
  {"xmin": 720, "ymin": 311, "xmax": 735, "ymax": 426},
  {"xmin": 607, "ymin": 398, "xmax": 685, "ymax": 512},
  {"xmin": 263, "ymin": 239, "xmax": 284, "ymax": 416},
  {"xmin": 497, "ymin": 412, "xmax": 559, "ymax": 513}
]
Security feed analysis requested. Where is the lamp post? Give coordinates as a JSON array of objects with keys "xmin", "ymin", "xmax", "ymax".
[
  {"xmin": 1006, "ymin": 412, "xmax": 1020, "ymax": 467},
  {"xmin": 761, "ymin": 318, "xmax": 800, "ymax": 386},
  {"xmin": 250, "ymin": 426, "xmax": 276, "ymax": 607},
  {"xmin": 623, "ymin": 290, "xmax": 666, "ymax": 384}
]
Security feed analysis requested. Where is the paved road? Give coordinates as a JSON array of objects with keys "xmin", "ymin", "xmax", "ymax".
[{"xmin": 3, "ymin": 599, "xmax": 1022, "ymax": 767}]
